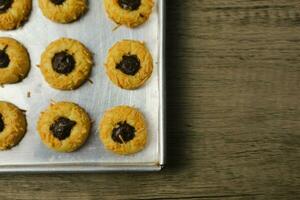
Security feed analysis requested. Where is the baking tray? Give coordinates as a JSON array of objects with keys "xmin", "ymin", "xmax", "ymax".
[{"xmin": 0, "ymin": 0, "xmax": 165, "ymax": 172}]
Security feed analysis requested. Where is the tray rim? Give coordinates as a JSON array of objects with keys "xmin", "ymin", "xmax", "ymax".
[{"xmin": 158, "ymin": 0, "xmax": 166, "ymax": 170}]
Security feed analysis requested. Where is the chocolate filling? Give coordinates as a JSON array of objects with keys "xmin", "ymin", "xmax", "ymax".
[
  {"xmin": 0, "ymin": 0, "xmax": 13, "ymax": 14},
  {"xmin": 116, "ymin": 54, "xmax": 141, "ymax": 76},
  {"xmin": 52, "ymin": 51, "xmax": 75, "ymax": 75},
  {"xmin": 50, "ymin": 0, "xmax": 65, "ymax": 5},
  {"xmin": 0, "ymin": 114, "xmax": 4, "ymax": 132},
  {"xmin": 50, "ymin": 117, "xmax": 76, "ymax": 140},
  {"xmin": 0, "ymin": 48, "xmax": 10, "ymax": 68},
  {"xmin": 118, "ymin": 0, "xmax": 141, "ymax": 11},
  {"xmin": 112, "ymin": 121, "xmax": 135, "ymax": 144}
]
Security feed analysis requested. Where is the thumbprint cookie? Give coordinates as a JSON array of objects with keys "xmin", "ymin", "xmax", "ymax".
[
  {"xmin": 0, "ymin": 0, "xmax": 32, "ymax": 30},
  {"xmin": 0, "ymin": 101, "xmax": 27, "ymax": 150},
  {"xmin": 99, "ymin": 105, "xmax": 147, "ymax": 155},
  {"xmin": 38, "ymin": 0, "xmax": 87, "ymax": 23},
  {"xmin": 104, "ymin": 0, "xmax": 154, "ymax": 28},
  {"xmin": 0, "ymin": 37, "xmax": 30, "ymax": 85},
  {"xmin": 39, "ymin": 38, "xmax": 93, "ymax": 90},
  {"xmin": 105, "ymin": 40, "xmax": 153, "ymax": 90},
  {"xmin": 37, "ymin": 101, "xmax": 91, "ymax": 152}
]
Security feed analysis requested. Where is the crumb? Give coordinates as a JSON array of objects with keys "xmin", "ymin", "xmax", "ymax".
[
  {"xmin": 112, "ymin": 24, "xmax": 121, "ymax": 31},
  {"xmin": 20, "ymin": 109, "xmax": 27, "ymax": 113},
  {"xmin": 88, "ymin": 79, "xmax": 94, "ymax": 84},
  {"xmin": 50, "ymin": 99, "xmax": 56, "ymax": 105}
]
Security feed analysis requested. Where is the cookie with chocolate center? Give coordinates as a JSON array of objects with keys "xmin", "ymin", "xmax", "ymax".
[
  {"xmin": 104, "ymin": 0, "xmax": 154, "ymax": 28},
  {"xmin": 0, "ymin": 101, "xmax": 27, "ymax": 150},
  {"xmin": 39, "ymin": 38, "xmax": 93, "ymax": 90},
  {"xmin": 105, "ymin": 40, "xmax": 153, "ymax": 90},
  {"xmin": 0, "ymin": 37, "xmax": 30, "ymax": 85},
  {"xmin": 37, "ymin": 101, "xmax": 91, "ymax": 152},
  {"xmin": 38, "ymin": 0, "xmax": 87, "ymax": 24},
  {"xmin": 99, "ymin": 105, "xmax": 147, "ymax": 155},
  {"xmin": 0, "ymin": 0, "xmax": 32, "ymax": 30}
]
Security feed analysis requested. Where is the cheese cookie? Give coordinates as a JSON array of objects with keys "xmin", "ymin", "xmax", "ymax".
[
  {"xmin": 99, "ymin": 105, "xmax": 147, "ymax": 155},
  {"xmin": 0, "ymin": 0, "xmax": 32, "ymax": 30},
  {"xmin": 0, "ymin": 37, "xmax": 30, "ymax": 85},
  {"xmin": 38, "ymin": 0, "xmax": 87, "ymax": 23},
  {"xmin": 104, "ymin": 0, "xmax": 154, "ymax": 27},
  {"xmin": 105, "ymin": 40, "xmax": 153, "ymax": 90},
  {"xmin": 0, "ymin": 101, "xmax": 27, "ymax": 150},
  {"xmin": 37, "ymin": 101, "xmax": 91, "ymax": 152},
  {"xmin": 39, "ymin": 38, "xmax": 93, "ymax": 90}
]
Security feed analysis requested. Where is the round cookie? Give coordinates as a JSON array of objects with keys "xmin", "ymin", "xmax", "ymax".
[
  {"xmin": 99, "ymin": 105, "xmax": 147, "ymax": 155},
  {"xmin": 0, "ymin": 0, "xmax": 32, "ymax": 30},
  {"xmin": 38, "ymin": 0, "xmax": 87, "ymax": 23},
  {"xmin": 39, "ymin": 38, "xmax": 93, "ymax": 90},
  {"xmin": 105, "ymin": 40, "xmax": 153, "ymax": 90},
  {"xmin": 0, "ymin": 37, "xmax": 30, "ymax": 85},
  {"xmin": 104, "ymin": 0, "xmax": 154, "ymax": 27},
  {"xmin": 0, "ymin": 101, "xmax": 27, "ymax": 150},
  {"xmin": 37, "ymin": 101, "xmax": 91, "ymax": 152}
]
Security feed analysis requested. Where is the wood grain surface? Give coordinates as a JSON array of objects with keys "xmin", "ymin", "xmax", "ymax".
[{"xmin": 1, "ymin": 0, "xmax": 300, "ymax": 199}]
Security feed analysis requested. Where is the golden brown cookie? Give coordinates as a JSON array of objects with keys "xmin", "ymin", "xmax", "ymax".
[
  {"xmin": 99, "ymin": 105, "xmax": 147, "ymax": 155},
  {"xmin": 38, "ymin": 0, "xmax": 87, "ymax": 23},
  {"xmin": 39, "ymin": 38, "xmax": 93, "ymax": 90},
  {"xmin": 105, "ymin": 40, "xmax": 153, "ymax": 90},
  {"xmin": 0, "ymin": 101, "xmax": 27, "ymax": 150},
  {"xmin": 104, "ymin": 0, "xmax": 154, "ymax": 28},
  {"xmin": 0, "ymin": 37, "xmax": 30, "ymax": 85},
  {"xmin": 0, "ymin": 0, "xmax": 32, "ymax": 30},
  {"xmin": 37, "ymin": 101, "xmax": 91, "ymax": 152}
]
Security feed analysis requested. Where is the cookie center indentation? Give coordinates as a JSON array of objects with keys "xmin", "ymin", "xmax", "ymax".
[
  {"xmin": 50, "ymin": 117, "xmax": 76, "ymax": 140},
  {"xmin": 50, "ymin": 0, "xmax": 66, "ymax": 5},
  {"xmin": 0, "ymin": 114, "xmax": 4, "ymax": 132},
  {"xmin": 0, "ymin": 49, "xmax": 10, "ymax": 68},
  {"xmin": 118, "ymin": 0, "xmax": 141, "ymax": 11},
  {"xmin": 116, "ymin": 54, "xmax": 141, "ymax": 76},
  {"xmin": 52, "ymin": 51, "xmax": 75, "ymax": 75},
  {"xmin": 0, "ymin": 0, "xmax": 13, "ymax": 13},
  {"xmin": 112, "ymin": 121, "xmax": 136, "ymax": 144}
]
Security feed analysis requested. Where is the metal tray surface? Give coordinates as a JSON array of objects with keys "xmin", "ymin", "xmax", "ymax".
[{"xmin": 0, "ymin": 0, "xmax": 165, "ymax": 172}]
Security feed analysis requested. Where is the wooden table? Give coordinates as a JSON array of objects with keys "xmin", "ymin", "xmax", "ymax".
[{"xmin": 1, "ymin": 1, "xmax": 300, "ymax": 199}]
